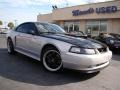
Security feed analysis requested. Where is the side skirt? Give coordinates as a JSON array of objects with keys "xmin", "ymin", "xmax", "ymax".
[{"xmin": 15, "ymin": 47, "xmax": 40, "ymax": 61}]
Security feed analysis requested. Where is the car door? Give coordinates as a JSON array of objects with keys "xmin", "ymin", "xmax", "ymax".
[
  {"xmin": 24, "ymin": 23, "xmax": 42, "ymax": 57},
  {"xmin": 15, "ymin": 23, "xmax": 30, "ymax": 51}
]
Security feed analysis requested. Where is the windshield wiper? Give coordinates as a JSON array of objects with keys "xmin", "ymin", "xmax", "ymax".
[
  {"xmin": 40, "ymin": 32, "xmax": 56, "ymax": 34},
  {"xmin": 40, "ymin": 32, "xmax": 66, "ymax": 35}
]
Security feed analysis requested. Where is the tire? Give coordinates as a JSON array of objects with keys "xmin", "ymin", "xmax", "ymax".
[
  {"xmin": 42, "ymin": 47, "xmax": 63, "ymax": 72},
  {"xmin": 7, "ymin": 38, "xmax": 15, "ymax": 54}
]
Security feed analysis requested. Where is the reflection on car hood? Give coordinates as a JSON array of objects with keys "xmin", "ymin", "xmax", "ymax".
[{"xmin": 41, "ymin": 34, "xmax": 107, "ymax": 49}]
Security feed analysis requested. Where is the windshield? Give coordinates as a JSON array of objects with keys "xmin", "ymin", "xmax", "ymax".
[
  {"xmin": 110, "ymin": 34, "xmax": 120, "ymax": 40},
  {"xmin": 116, "ymin": 35, "xmax": 120, "ymax": 39},
  {"xmin": 36, "ymin": 23, "xmax": 66, "ymax": 34}
]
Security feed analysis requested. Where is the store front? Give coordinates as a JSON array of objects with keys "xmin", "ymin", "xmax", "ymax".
[
  {"xmin": 37, "ymin": 0, "xmax": 120, "ymax": 36},
  {"xmin": 86, "ymin": 20, "xmax": 107, "ymax": 36},
  {"xmin": 63, "ymin": 21, "xmax": 80, "ymax": 33}
]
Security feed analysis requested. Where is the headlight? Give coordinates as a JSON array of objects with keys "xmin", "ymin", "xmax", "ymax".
[
  {"xmin": 69, "ymin": 46, "xmax": 95, "ymax": 54},
  {"xmin": 109, "ymin": 40, "xmax": 114, "ymax": 44}
]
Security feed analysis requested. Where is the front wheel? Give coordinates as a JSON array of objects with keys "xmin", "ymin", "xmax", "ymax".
[
  {"xmin": 42, "ymin": 47, "xmax": 63, "ymax": 72},
  {"xmin": 7, "ymin": 38, "xmax": 15, "ymax": 54}
]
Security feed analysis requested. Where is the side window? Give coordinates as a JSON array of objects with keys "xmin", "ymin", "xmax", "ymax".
[
  {"xmin": 16, "ymin": 23, "xmax": 38, "ymax": 35},
  {"xmin": 15, "ymin": 25, "xmax": 23, "ymax": 32},
  {"xmin": 22, "ymin": 23, "xmax": 38, "ymax": 34}
]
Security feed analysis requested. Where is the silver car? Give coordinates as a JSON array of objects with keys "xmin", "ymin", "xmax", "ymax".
[{"xmin": 6, "ymin": 22, "xmax": 112, "ymax": 73}]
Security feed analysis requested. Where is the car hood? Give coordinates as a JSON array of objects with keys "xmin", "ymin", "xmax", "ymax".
[
  {"xmin": 42, "ymin": 34, "xmax": 107, "ymax": 49},
  {"xmin": 65, "ymin": 33, "xmax": 87, "ymax": 39}
]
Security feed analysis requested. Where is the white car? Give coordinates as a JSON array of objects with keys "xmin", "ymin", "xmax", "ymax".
[{"xmin": 6, "ymin": 22, "xmax": 112, "ymax": 73}]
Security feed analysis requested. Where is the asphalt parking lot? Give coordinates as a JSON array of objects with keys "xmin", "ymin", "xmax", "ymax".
[{"xmin": 0, "ymin": 34, "xmax": 120, "ymax": 90}]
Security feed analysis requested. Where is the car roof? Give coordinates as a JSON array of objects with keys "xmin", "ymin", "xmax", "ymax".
[{"xmin": 19, "ymin": 22, "xmax": 50, "ymax": 25}]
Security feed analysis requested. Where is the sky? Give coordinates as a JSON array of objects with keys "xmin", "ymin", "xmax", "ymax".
[{"xmin": 0, "ymin": 0, "xmax": 112, "ymax": 27}]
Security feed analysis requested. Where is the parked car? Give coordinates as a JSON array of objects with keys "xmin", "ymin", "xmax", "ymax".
[
  {"xmin": 0, "ymin": 28, "xmax": 8, "ymax": 34},
  {"xmin": 110, "ymin": 33, "xmax": 120, "ymax": 40},
  {"xmin": 6, "ymin": 22, "xmax": 112, "ymax": 73},
  {"xmin": 96, "ymin": 33, "xmax": 120, "ymax": 53},
  {"xmin": 67, "ymin": 31, "xmax": 87, "ymax": 38}
]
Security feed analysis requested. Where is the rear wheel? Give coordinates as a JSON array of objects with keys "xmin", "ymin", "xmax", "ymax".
[
  {"xmin": 42, "ymin": 47, "xmax": 63, "ymax": 72},
  {"xmin": 7, "ymin": 38, "xmax": 15, "ymax": 54}
]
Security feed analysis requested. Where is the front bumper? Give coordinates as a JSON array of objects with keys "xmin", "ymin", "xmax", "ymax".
[{"xmin": 62, "ymin": 51, "xmax": 112, "ymax": 73}]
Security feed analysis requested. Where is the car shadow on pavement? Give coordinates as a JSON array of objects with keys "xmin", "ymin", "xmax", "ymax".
[{"xmin": 0, "ymin": 48, "xmax": 98, "ymax": 86}]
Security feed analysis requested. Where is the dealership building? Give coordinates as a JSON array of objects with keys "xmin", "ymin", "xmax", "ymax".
[{"xmin": 37, "ymin": 0, "xmax": 120, "ymax": 36}]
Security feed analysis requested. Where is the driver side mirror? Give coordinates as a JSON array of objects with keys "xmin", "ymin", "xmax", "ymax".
[{"xmin": 28, "ymin": 30, "xmax": 36, "ymax": 35}]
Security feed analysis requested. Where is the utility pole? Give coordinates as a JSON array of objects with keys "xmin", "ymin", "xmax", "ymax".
[
  {"xmin": 14, "ymin": 20, "xmax": 17, "ymax": 27},
  {"xmin": 4, "ymin": 21, "xmax": 7, "ymax": 28}
]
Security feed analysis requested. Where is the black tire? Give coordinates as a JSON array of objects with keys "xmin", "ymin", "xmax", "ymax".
[
  {"xmin": 42, "ymin": 47, "xmax": 63, "ymax": 72},
  {"xmin": 7, "ymin": 38, "xmax": 15, "ymax": 54}
]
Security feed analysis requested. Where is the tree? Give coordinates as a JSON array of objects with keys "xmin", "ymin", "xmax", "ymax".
[
  {"xmin": 8, "ymin": 22, "xmax": 14, "ymax": 29},
  {"xmin": 0, "ymin": 20, "xmax": 2, "ymax": 26}
]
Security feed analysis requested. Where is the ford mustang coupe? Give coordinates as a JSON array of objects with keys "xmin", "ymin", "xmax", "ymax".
[{"xmin": 6, "ymin": 22, "xmax": 112, "ymax": 73}]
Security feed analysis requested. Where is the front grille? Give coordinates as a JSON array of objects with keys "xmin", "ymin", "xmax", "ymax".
[{"xmin": 97, "ymin": 47, "xmax": 107, "ymax": 53}]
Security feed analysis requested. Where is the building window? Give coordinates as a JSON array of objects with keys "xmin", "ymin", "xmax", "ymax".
[
  {"xmin": 100, "ymin": 20, "xmax": 107, "ymax": 33},
  {"xmin": 63, "ymin": 21, "xmax": 80, "ymax": 33},
  {"xmin": 86, "ymin": 20, "xmax": 107, "ymax": 36}
]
